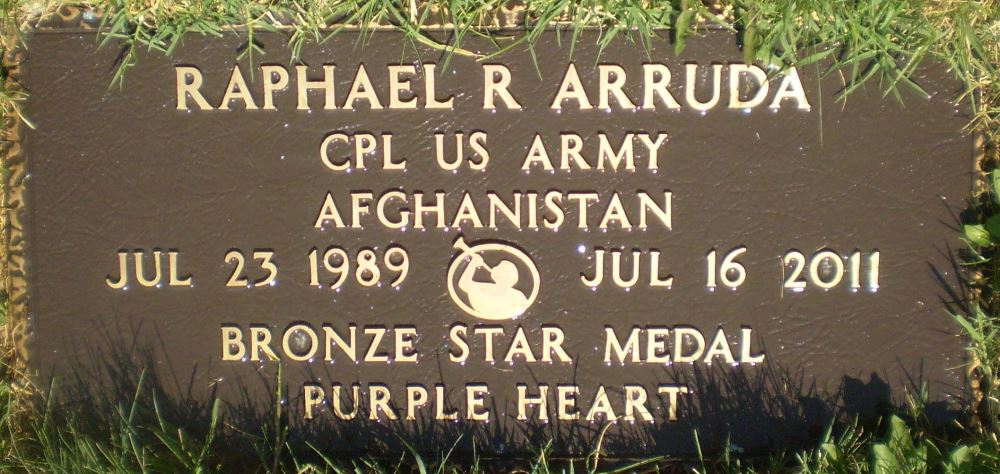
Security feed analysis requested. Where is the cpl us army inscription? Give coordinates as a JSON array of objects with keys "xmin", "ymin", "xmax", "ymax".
[{"xmin": 15, "ymin": 28, "xmax": 973, "ymax": 454}]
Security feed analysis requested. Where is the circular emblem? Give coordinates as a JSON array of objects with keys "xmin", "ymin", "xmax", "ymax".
[{"xmin": 446, "ymin": 236, "xmax": 539, "ymax": 321}]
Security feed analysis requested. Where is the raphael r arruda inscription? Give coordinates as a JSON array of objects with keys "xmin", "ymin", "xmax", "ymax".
[{"xmin": 17, "ymin": 29, "xmax": 971, "ymax": 454}]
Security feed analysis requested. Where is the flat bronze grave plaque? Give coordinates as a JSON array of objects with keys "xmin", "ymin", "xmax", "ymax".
[{"xmin": 11, "ymin": 27, "xmax": 975, "ymax": 455}]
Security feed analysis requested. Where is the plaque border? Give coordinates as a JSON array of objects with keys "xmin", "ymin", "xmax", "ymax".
[{"xmin": 2, "ymin": 31, "xmax": 28, "ymax": 382}]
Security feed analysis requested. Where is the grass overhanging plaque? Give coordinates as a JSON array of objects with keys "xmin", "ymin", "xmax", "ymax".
[{"xmin": 7, "ymin": 14, "xmax": 977, "ymax": 456}]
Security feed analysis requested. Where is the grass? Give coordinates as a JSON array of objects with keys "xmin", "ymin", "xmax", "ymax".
[{"xmin": 0, "ymin": 0, "xmax": 999, "ymax": 472}]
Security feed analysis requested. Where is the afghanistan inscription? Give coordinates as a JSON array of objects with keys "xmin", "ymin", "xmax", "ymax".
[{"xmin": 16, "ymin": 29, "xmax": 973, "ymax": 454}]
